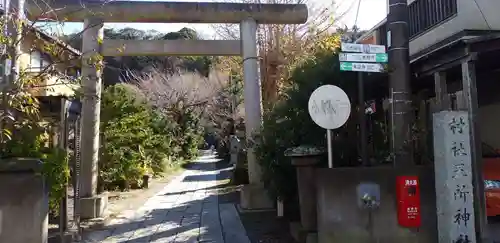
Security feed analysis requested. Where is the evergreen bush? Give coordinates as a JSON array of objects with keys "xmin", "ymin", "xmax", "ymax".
[
  {"xmin": 100, "ymin": 84, "xmax": 204, "ymax": 190},
  {"xmin": 255, "ymin": 45, "xmax": 359, "ymax": 205}
]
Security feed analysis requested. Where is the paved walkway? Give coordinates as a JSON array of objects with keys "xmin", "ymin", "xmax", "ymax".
[{"xmin": 82, "ymin": 151, "xmax": 250, "ymax": 243}]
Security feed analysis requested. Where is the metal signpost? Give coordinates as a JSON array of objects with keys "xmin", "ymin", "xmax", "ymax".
[
  {"xmin": 307, "ymin": 85, "xmax": 351, "ymax": 168},
  {"xmin": 339, "ymin": 42, "xmax": 388, "ymax": 165}
]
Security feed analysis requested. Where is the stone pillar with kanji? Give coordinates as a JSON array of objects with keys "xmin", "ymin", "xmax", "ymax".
[{"xmin": 433, "ymin": 111, "xmax": 476, "ymax": 243}]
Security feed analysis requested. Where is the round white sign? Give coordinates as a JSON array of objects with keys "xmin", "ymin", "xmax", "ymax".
[{"xmin": 308, "ymin": 85, "xmax": 351, "ymax": 130}]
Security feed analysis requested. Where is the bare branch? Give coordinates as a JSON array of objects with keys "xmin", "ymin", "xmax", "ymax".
[
  {"xmin": 213, "ymin": 0, "xmax": 345, "ymax": 106},
  {"xmin": 123, "ymin": 67, "xmax": 239, "ymax": 132}
]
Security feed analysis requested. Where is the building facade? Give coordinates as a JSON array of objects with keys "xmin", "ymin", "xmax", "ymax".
[
  {"xmin": 12, "ymin": 26, "xmax": 81, "ymax": 97},
  {"xmin": 359, "ymin": 0, "xmax": 500, "ymax": 150}
]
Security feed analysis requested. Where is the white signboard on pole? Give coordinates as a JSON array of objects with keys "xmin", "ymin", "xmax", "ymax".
[
  {"xmin": 308, "ymin": 85, "xmax": 351, "ymax": 168},
  {"xmin": 433, "ymin": 111, "xmax": 476, "ymax": 243},
  {"xmin": 341, "ymin": 43, "xmax": 386, "ymax": 54},
  {"xmin": 308, "ymin": 85, "xmax": 351, "ymax": 130}
]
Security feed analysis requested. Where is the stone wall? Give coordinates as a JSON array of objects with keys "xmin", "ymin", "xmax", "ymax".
[
  {"xmin": 316, "ymin": 166, "xmax": 437, "ymax": 243},
  {"xmin": 0, "ymin": 160, "xmax": 49, "ymax": 243}
]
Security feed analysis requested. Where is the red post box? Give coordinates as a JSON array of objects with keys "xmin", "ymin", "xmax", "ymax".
[{"xmin": 396, "ymin": 175, "xmax": 421, "ymax": 228}]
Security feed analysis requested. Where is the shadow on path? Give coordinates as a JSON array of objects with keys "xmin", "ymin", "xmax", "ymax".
[
  {"xmin": 80, "ymin": 150, "xmax": 247, "ymax": 243},
  {"xmin": 161, "ymin": 184, "xmax": 229, "ymax": 196},
  {"xmin": 213, "ymin": 156, "xmax": 298, "ymax": 243},
  {"xmin": 83, "ymin": 195, "xmax": 219, "ymax": 243}
]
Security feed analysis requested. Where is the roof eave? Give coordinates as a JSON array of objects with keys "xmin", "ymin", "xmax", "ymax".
[{"xmin": 355, "ymin": 18, "xmax": 387, "ymax": 43}]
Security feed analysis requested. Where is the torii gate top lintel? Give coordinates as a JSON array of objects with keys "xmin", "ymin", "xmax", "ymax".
[{"xmin": 26, "ymin": 1, "xmax": 308, "ymax": 24}]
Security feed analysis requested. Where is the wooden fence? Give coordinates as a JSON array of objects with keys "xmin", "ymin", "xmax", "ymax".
[{"xmin": 415, "ymin": 91, "xmax": 467, "ymax": 164}]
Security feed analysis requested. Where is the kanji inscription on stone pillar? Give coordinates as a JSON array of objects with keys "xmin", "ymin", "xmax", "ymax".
[{"xmin": 433, "ymin": 111, "xmax": 476, "ymax": 243}]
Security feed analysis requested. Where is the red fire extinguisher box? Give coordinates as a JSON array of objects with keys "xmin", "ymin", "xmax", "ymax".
[{"xmin": 396, "ymin": 175, "xmax": 422, "ymax": 228}]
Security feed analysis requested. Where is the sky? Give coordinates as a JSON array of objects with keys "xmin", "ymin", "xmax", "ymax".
[{"xmin": 41, "ymin": 0, "xmax": 387, "ymax": 37}]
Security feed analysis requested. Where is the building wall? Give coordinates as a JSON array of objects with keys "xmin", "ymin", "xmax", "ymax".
[
  {"xmin": 479, "ymin": 103, "xmax": 500, "ymax": 149},
  {"xmin": 410, "ymin": 0, "xmax": 500, "ymax": 57},
  {"xmin": 359, "ymin": 34, "xmax": 376, "ymax": 45},
  {"xmin": 18, "ymin": 31, "xmax": 78, "ymax": 97},
  {"xmin": 316, "ymin": 167, "xmax": 437, "ymax": 243}
]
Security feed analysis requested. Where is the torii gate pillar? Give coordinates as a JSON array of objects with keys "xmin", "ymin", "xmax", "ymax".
[
  {"xmin": 239, "ymin": 18, "xmax": 273, "ymax": 209},
  {"xmin": 79, "ymin": 17, "xmax": 106, "ymax": 219}
]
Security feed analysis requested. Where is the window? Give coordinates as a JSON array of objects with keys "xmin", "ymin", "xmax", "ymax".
[
  {"xmin": 408, "ymin": 0, "xmax": 458, "ymax": 38},
  {"xmin": 65, "ymin": 67, "xmax": 81, "ymax": 79},
  {"xmin": 27, "ymin": 51, "xmax": 50, "ymax": 72}
]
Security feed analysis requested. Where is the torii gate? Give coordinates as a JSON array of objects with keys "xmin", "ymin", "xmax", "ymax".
[{"xmin": 27, "ymin": 1, "xmax": 307, "ymax": 219}]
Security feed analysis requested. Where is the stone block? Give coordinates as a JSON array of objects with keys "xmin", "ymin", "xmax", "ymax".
[
  {"xmin": 0, "ymin": 158, "xmax": 48, "ymax": 243},
  {"xmin": 80, "ymin": 193, "xmax": 109, "ymax": 219},
  {"xmin": 240, "ymin": 184, "xmax": 273, "ymax": 210},
  {"xmin": 316, "ymin": 167, "xmax": 437, "ymax": 243},
  {"xmin": 220, "ymin": 203, "xmax": 251, "ymax": 243},
  {"xmin": 306, "ymin": 232, "xmax": 318, "ymax": 243},
  {"xmin": 290, "ymin": 221, "xmax": 307, "ymax": 243}
]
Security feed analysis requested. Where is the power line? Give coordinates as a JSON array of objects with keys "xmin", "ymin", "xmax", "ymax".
[
  {"xmin": 354, "ymin": 0, "xmax": 362, "ymax": 29},
  {"xmin": 352, "ymin": 0, "xmax": 362, "ymax": 43},
  {"xmin": 472, "ymin": 0, "xmax": 492, "ymax": 30}
]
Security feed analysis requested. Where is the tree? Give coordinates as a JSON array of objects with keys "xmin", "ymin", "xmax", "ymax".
[
  {"xmin": 255, "ymin": 35, "xmax": 360, "ymax": 203},
  {"xmin": 213, "ymin": 0, "xmax": 345, "ymax": 109},
  {"xmin": 162, "ymin": 27, "xmax": 198, "ymax": 40},
  {"xmin": 0, "ymin": 9, "xmax": 84, "ymax": 148},
  {"xmin": 337, "ymin": 25, "xmax": 367, "ymax": 43},
  {"xmin": 124, "ymin": 67, "xmax": 243, "ymax": 152},
  {"xmin": 0, "ymin": 1, "xmax": 107, "ymax": 214},
  {"xmin": 125, "ymin": 67, "xmax": 236, "ymax": 122},
  {"xmin": 60, "ymin": 27, "xmax": 217, "ymax": 83}
]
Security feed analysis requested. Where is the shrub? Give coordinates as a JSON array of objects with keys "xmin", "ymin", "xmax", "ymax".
[
  {"xmin": 255, "ymin": 48, "xmax": 358, "ymax": 203},
  {"xmin": 100, "ymin": 84, "xmax": 204, "ymax": 190},
  {"xmin": 100, "ymin": 84, "xmax": 153, "ymax": 189},
  {"xmin": 1, "ymin": 123, "xmax": 69, "ymax": 215},
  {"xmin": 42, "ymin": 147, "xmax": 70, "ymax": 215}
]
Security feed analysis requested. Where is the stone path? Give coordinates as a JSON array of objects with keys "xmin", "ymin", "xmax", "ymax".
[{"xmin": 81, "ymin": 151, "xmax": 250, "ymax": 243}]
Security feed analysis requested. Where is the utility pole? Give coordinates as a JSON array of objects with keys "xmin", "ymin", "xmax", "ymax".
[
  {"xmin": 5, "ymin": 0, "xmax": 21, "ymax": 87},
  {"xmin": 351, "ymin": 29, "xmax": 368, "ymax": 166},
  {"xmin": 352, "ymin": 0, "xmax": 369, "ymax": 166},
  {"xmin": 358, "ymin": 72, "xmax": 368, "ymax": 165},
  {"xmin": 387, "ymin": 0, "xmax": 413, "ymax": 170},
  {"xmin": 1, "ymin": 0, "xmax": 21, "ymax": 139}
]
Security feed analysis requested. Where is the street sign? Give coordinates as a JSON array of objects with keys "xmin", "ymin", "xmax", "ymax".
[
  {"xmin": 308, "ymin": 85, "xmax": 351, "ymax": 130},
  {"xmin": 339, "ymin": 52, "xmax": 388, "ymax": 63},
  {"xmin": 341, "ymin": 43, "xmax": 386, "ymax": 54},
  {"xmin": 340, "ymin": 62, "xmax": 384, "ymax": 73}
]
